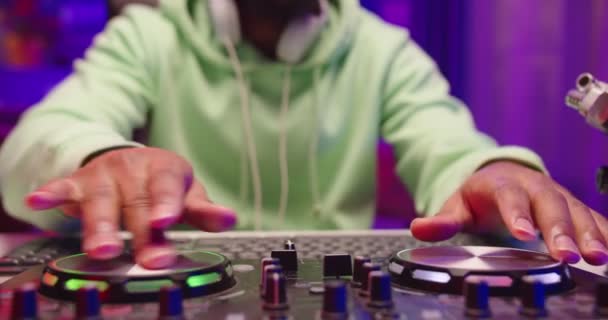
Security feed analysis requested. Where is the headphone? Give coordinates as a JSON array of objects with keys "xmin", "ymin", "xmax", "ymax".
[{"xmin": 207, "ymin": 0, "xmax": 329, "ymax": 63}]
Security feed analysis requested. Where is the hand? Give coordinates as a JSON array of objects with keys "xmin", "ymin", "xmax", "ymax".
[
  {"xmin": 24, "ymin": 147, "xmax": 237, "ymax": 269},
  {"xmin": 411, "ymin": 161, "xmax": 608, "ymax": 265}
]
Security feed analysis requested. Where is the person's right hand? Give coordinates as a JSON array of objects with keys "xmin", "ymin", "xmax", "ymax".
[{"xmin": 24, "ymin": 147, "xmax": 237, "ymax": 269}]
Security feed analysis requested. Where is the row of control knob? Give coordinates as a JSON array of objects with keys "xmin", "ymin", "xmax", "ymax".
[
  {"xmin": 10, "ymin": 283, "xmax": 184, "ymax": 320},
  {"xmin": 464, "ymin": 277, "xmax": 608, "ymax": 318}
]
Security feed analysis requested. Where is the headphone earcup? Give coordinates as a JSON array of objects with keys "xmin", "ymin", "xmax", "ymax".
[
  {"xmin": 207, "ymin": 0, "xmax": 241, "ymax": 43},
  {"xmin": 276, "ymin": 0, "xmax": 329, "ymax": 64}
]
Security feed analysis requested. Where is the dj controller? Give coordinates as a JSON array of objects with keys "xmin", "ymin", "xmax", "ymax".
[{"xmin": 1, "ymin": 230, "xmax": 608, "ymax": 319}]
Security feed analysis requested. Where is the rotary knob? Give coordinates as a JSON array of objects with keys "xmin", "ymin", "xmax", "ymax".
[
  {"xmin": 260, "ymin": 257, "xmax": 280, "ymax": 286},
  {"xmin": 519, "ymin": 278, "xmax": 547, "ymax": 317},
  {"xmin": 322, "ymin": 280, "xmax": 348, "ymax": 319},
  {"xmin": 75, "ymin": 286, "xmax": 101, "ymax": 320},
  {"xmin": 463, "ymin": 278, "xmax": 491, "ymax": 318},
  {"xmin": 263, "ymin": 268, "xmax": 289, "ymax": 310},
  {"xmin": 367, "ymin": 271, "xmax": 393, "ymax": 309},
  {"xmin": 595, "ymin": 279, "xmax": 608, "ymax": 316},
  {"xmin": 359, "ymin": 262, "xmax": 381, "ymax": 297},
  {"xmin": 159, "ymin": 286, "xmax": 184, "ymax": 320},
  {"xmin": 261, "ymin": 265, "xmax": 283, "ymax": 298},
  {"xmin": 352, "ymin": 256, "xmax": 371, "ymax": 288},
  {"xmin": 10, "ymin": 283, "xmax": 38, "ymax": 320}
]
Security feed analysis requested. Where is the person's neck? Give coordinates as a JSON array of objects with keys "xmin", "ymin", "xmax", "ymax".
[{"xmin": 234, "ymin": 3, "xmax": 287, "ymax": 60}]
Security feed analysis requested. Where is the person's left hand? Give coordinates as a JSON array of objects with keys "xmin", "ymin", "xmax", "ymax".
[{"xmin": 411, "ymin": 161, "xmax": 608, "ymax": 265}]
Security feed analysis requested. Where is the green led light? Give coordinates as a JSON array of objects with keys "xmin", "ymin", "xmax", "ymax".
[
  {"xmin": 65, "ymin": 279, "xmax": 109, "ymax": 292},
  {"xmin": 126, "ymin": 280, "xmax": 174, "ymax": 293},
  {"xmin": 186, "ymin": 273, "xmax": 221, "ymax": 288}
]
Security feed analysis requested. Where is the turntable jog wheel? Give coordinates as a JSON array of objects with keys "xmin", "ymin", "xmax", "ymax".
[
  {"xmin": 39, "ymin": 251, "xmax": 235, "ymax": 303},
  {"xmin": 388, "ymin": 246, "xmax": 574, "ymax": 296}
]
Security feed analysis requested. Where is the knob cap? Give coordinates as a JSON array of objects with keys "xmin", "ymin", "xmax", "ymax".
[
  {"xmin": 75, "ymin": 286, "xmax": 101, "ymax": 320},
  {"xmin": 260, "ymin": 257, "xmax": 280, "ymax": 286},
  {"xmin": 359, "ymin": 262, "xmax": 381, "ymax": 297},
  {"xmin": 263, "ymin": 269, "xmax": 288, "ymax": 310},
  {"xmin": 352, "ymin": 256, "xmax": 371, "ymax": 288},
  {"xmin": 519, "ymin": 279, "xmax": 547, "ymax": 317},
  {"xmin": 367, "ymin": 271, "xmax": 393, "ymax": 309},
  {"xmin": 11, "ymin": 283, "xmax": 37, "ymax": 320},
  {"xmin": 595, "ymin": 279, "xmax": 608, "ymax": 316},
  {"xmin": 463, "ymin": 278, "xmax": 491, "ymax": 318},
  {"xmin": 284, "ymin": 240, "xmax": 296, "ymax": 250},
  {"xmin": 322, "ymin": 280, "xmax": 348, "ymax": 317},
  {"xmin": 261, "ymin": 265, "xmax": 283, "ymax": 297},
  {"xmin": 159, "ymin": 286, "xmax": 183, "ymax": 319}
]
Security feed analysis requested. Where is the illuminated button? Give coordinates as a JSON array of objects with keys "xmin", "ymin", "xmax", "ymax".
[
  {"xmin": 65, "ymin": 279, "xmax": 109, "ymax": 292},
  {"xmin": 186, "ymin": 273, "xmax": 221, "ymax": 288},
  {"xmin": 42, "ymin": 272, "xmax": 58, "ymax": 287},
  {"xmin": 125, "ymin": 280, "xmax": 173, "ymax": 293}
]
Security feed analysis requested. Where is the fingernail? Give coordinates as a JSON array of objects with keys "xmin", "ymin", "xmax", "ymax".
[
  {"xmin": 83, "ymin": 235, "xmax": 122, "ymax": 260},
  {"xmin": 150, "ymin": 213, "xmax": 179, "ymax": 229},
  {"xmin": 513, "ymin": 218, "xmax": 535, "ymax": 237},
  {"xmin": 138, "ymin": 247, "xmax": 176, "ymax": 269},
  {"xmin": 554, "ymin": 234, "xmax": 580, "ymax": 263},
  {"xmin": 586, "ymin": 239, "xmax": 608, "ymax": 257},
  {"xmin": 221, "ymin": 212, "xmax": 237, "ymax": 229},
  {"xmin": 25, "ymin": 192, "xmax": 60, "ymax": 210}
]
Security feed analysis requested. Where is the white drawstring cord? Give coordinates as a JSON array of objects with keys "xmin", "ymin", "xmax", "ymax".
[
  {"xmin": 277, "ymin": 67, "xmax": 293, "ymax": 228},
  {"xmin": 223, "ymin": 38, "xmax": 264, "ymax": 230},
  {"xmin": 309, "ymin": 68, "xmax": 322, "ymax": 215}
]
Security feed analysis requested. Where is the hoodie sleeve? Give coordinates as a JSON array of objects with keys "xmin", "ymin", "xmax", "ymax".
[
  {"xmin": 380, "ymin": 39, "xmax": 546, "ymax": 217},
  {"xmin": 0, "ymin": 7, "xmax": 157, "ymax": 232}
]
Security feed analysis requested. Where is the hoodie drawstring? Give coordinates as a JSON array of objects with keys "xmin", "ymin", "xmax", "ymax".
[
  {"xmin": 277, "ymin": 67, "xmax": 292, "ymax": 227},
  {"xmin": 222, "ymin": 36, "xmax": 324, "ymax": 230},
  {"xmin": 223, "ymin": 38, "xmax": 264, "ymax": 230},
  {"xmin": 309, "ymin": 68, "xmax": 323, "ymax": 216}
]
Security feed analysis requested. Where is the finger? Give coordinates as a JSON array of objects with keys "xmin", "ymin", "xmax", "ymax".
[
  {"xmin": 526, "ymin": 183, "xmax": 580, "ymax": 264},
  {"xmin": 147, "ymin": 167, "xmax": 189, "ymax": 228},
  {"xmin": 411, "ymin": 191, "xmax": 468, "ymax": 242},
  {"xmin": 25, "ymin": 178, "xmax": 82, "ymax": 210},
  {"xmin": 491, "ymin": 183, "xmax": 537, "ymax": 241},
  {"xmin": 592, "ymin": 210, "xmax": 608, "ymax": 244},
  {"xmin": 553, "ymin": 186, "xmax": 608, "ymax": 264},
  {"xmin": 566, "ymin": 197, "xmax": 608, "ymax": 265},
  {"xmin": 183, "ymin": 182, "xmax": 237, "ymax": 232},
  {"xmin": 80, "ymin": 178, "xmax": 123, "ymax": 260},
  {"xmin": 120, "ymin": 173, "xmax": 176, "ymax": 269}
]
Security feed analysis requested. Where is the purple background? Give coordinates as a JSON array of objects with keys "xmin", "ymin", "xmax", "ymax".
[{"xmin": 1, "ymin": 0, "xmax": 608, "ymax": 229}]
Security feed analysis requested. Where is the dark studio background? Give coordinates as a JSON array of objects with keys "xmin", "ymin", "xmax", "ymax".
[{"xmin": 0, "ymin": 0, "xmax": 607, "ymax": 231}]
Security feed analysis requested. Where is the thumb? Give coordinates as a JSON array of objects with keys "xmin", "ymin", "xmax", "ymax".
[
  {"xmin": 411, "ymin": 191, "xmax": 471, "ymax": 242},
  {"xmin": 183, "ymin": 181, "xmax": 238, "ymax": 232}
]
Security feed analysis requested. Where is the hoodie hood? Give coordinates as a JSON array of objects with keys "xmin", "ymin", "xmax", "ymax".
[{"xmin": 160, "ymin": 0, "xmax": 361, "ymax": 70}]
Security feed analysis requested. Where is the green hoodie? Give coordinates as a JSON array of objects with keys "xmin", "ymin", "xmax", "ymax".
[{"xmin": 0, "ymin": 0, "xmax": 544, "ymax": 233}]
